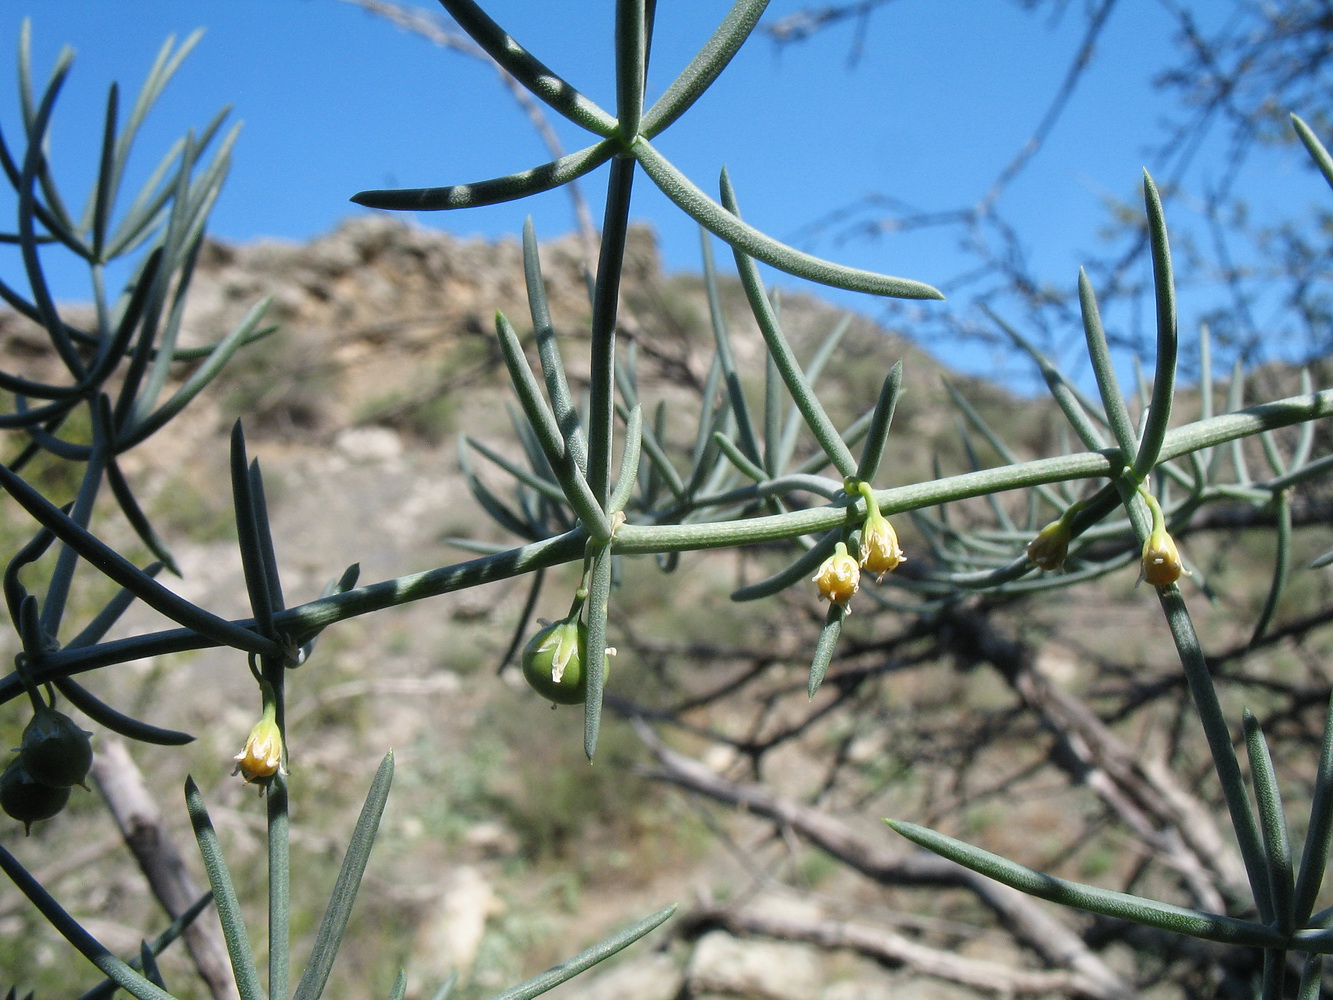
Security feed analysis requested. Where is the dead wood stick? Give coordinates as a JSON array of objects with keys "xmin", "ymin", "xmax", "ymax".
[
  {"xmin": 91, "ymin": 738, "xmax": 237, "ymax": 1000},
  {"xmin": 631, "ymin": 717, "xmax": 1135, "ymax": 1000},
  {"xmin": 686, "ymin": 900, "xmax": 1109, "ymax": 997}
]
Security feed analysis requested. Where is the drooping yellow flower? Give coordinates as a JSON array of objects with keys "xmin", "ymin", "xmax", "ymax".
[
  {"xmin": 233, "ymin": 703, "xmax": 284, "ymax": 784},
  {"xmin": 859, "ymin": 509, "xmax": 905, "ymax": 581},
  {"xmin": 1137, "ymin": 488, "xmax": 1188, "ymax": 589},
  {"xmin": 813, "ymin": 542, "xmax": 861, "ymax": 607},
  {"xmin": 1141, "ymin": 526, "xmax": 1185, "ymax": 588}
]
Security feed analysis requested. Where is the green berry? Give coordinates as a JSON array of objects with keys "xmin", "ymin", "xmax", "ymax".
[
  {"xmin": 18, "ymin": 706, "xmax": 93, "ymax": 788},
  {"xmin": 521, "ymin": 619, "xmax": 613, "ymax": 705},
  {"xmin": 1, "ymin": 758, "xmax": 71, "ymax": 833}
]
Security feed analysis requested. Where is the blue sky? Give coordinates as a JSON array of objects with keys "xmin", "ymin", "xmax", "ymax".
[{"xmin": 0, "ymin": 2, "xmax": 1325, "ymax": 382}]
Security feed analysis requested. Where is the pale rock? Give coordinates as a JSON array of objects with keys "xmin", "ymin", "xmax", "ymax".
[
  {"xmin": 567, "ymin": 952, "xmax": 684, "ymax": 1000},
  {"xmin": 687, "ymin": 930, "xmax": 823, "ymax": 1000},
  {"xmin": 463, "ymin": 820, "xmax": 521, "ymax": 858},
  {"xmin": 822, "ymin": 978, "xmax": 897, "ymax": 1000},
  {"xmin": 335, "ymin": 425, "xmax": 404, "ymax": 463},
  {"xmin": 411, "ymin": 865, "xmax": 503, "ymax": 985}
]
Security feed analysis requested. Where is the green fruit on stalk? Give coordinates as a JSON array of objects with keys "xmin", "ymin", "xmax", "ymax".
[
  {"xmin": 18, "ymin": 705, "xmax": 93, "ymax": 789},
  {"xmin": 1, "ymin": 758, "xmax": 71, "ymax": 834},
  {"xmin": 521, "ymin": 619, "xmax": 613, "ymax": 705}
]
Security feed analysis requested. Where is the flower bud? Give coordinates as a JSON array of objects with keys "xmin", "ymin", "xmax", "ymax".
[
  {"xmin": 859, "ymin": 510, "xmax": 905, "ymax": 582},
  {"xmin": 1, "ymin": 758, "xmax": 71, "ymax": 834},
  {"xmin": 1026, "ymin": 518, "xmax": 1071, "ymax": 572},
  {"xmin": 813, "ymin": 543, "xmax": 860, "ymax": 607},
  {"xmin": 521, "ymin": 618, "xmax": 615, "ymax": 705},
  {"xmin": 18, "ymin": 705, "xmax": 93, "ymax": 789},
  {"xmin": 233, "ymin": 711, "xmax": 285, "ymax": 784},
  {"xmin": 1141, "ymin": 526, "xmax": 1185, "ymax": 588}
]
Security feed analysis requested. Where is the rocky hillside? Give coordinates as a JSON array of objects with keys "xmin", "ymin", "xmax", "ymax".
[{"xmin": 1, "ymin": 216, "xmax": 1118, "ymax": 1000}]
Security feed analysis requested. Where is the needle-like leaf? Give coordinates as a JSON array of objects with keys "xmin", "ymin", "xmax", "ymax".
[
  {"xmin": 856, "ymin": 360, "xmax": 903, "ymax": 483},
  {"xmin": 353, "ymin": 139, "xmax": 617, "ymax": 212},
  {"xmin": 436, "ymin": 0, "xmax": 618, "ymax": 136},
  {"xmin": 635, "ymin": 140, "xmax": 943, "ymax": 300},
  {"xmin": 1132, "ymin": 171, "xmax": 1178, "ymax": 482},
  {"xmin": 1244, "ymin": 710, "xmax": 1294, "ymax": 933},
  {"xmin": 1293, "ymin": 114, "xmax": 1333, "ymax": 191},
  {"xmin": 808, "ymin": 602, "xmax": 846, "ymax": 697},
  {"xmin": 294, "ymin": 752, "xmax": 396, "ymax": 1000},
  {"xmin": 887, "ymin": 818, "xmax": 1285, "ymax": 948},
  {"xmin": 642, "ymin": 0, "xmax": 769, "ymax": 138},
  {"xmin": 0, "ymin": 844, "xmax": 179, "ymax": 1000},
  {"xmin": 185, "ymin": 778, "xmax": 264, "ymax": 1000},
  {"xmin": 480, "ymin": 905, "xmax": 677, "ymax": 1000}
]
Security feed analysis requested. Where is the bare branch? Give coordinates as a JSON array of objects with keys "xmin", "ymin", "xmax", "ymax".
[
  {"xmin": 91, "ymin": 738, "xmax": 237, "ymax": 1000},
  {"xmin": 631, "ymin": 716, "xmax": 1136, "ymax": 1000},
  {"xmin": 684, "ymin": 899, "xmax": 1118, "ymax": 997}
]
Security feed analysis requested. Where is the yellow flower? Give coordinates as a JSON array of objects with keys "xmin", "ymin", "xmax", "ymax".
[
  {"xmin": 1140, "ymin": 526, "xmax": 1186, "ymax": 588},
  {"xmin": 813, "ymin": 542, "xmax": 860, "ymax": 607},
  {"xmin": 859, "ymin": 510, "xmax": 905, "ymax": 581},
  {"xmin": 1026, "ymin": 518, "xmax": 1071, "ymax": 571},
  {"xmin": 233, "ymin": 710, "xmax": 284, "ymax": 784}
]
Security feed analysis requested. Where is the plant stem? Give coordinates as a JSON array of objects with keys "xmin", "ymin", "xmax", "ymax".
[{"xmin": 586, "ymin": 156, "xmax": 637, "ymax": 511}]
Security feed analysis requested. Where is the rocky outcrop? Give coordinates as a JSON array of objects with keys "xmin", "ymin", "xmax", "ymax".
[
  {"xmin": 176, "ymin": 215, "xmax": 664, "ymax": 438},
  {"xmin": 0, "ymin": 216, "xmax": 980, "ymax": 1000}
]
